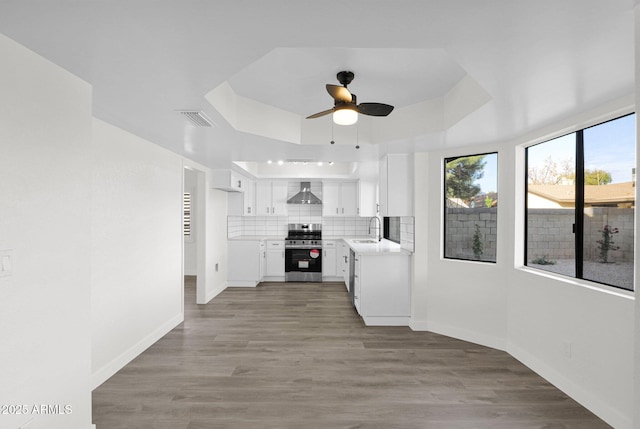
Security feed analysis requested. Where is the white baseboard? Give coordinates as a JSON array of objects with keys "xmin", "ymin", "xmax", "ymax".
[
  {"xmin": 409, "ymin": 319, "xmax": 506, "ymax": 351},
  {"xmin": 408, "ymin": 319, "xmax": 630, "ymax": 429},
  {"xmin": 508, "ymin": 344, "xmax": 631, "ymax": 429},
  {"xmin": 363, "ymin": 316, "xmax": 410, "ymax": 326},
  {"xmin": 227, "ymin": 281, "xmax": 258, "ymax": 287},
  {"xmin": 91, "ymin": 313, "xmax": 184, "ymax": 390},
  {"xmin": 205, "ymin": 283, "xmax": 227, "ymax": 302}
]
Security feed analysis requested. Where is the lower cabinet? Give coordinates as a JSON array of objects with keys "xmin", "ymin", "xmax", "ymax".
[
  {"xmin": 351, "ymin": 251, "xmax": 411, "ymax": 326},
  {"xmin": 339, "ymin": 241, "xmax": 350, "ymax": 287},
  {"xmin": 228, "ymin": 240, "xmax": 262, "ymax": 287},
  {"xmin": 265, "ymin": 240, "xmax": 285, "ymax": 279},
  {"xmin": 322, "ymin": 240, "xmax": 338, "ymax": 279}
]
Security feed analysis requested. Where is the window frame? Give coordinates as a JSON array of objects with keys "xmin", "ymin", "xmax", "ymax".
[
  {"xmin": 443, "ymin": 151, "xmax": 498, "ymax": 263},
  {"xmin": 524, "ymin": 112, "xmax": 635, "ymax": 291}
]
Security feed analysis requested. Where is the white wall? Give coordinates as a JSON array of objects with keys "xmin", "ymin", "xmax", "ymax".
[
  {"xmin": 411, "ymin": 144, "xmax": 508, "ymax": 351},
  {"xmin": 0, "ymin": 34, "xmax": 94, "ymax": 429},
  {"xmin": 412, "ymin": 102, "xmax": 636, "ymax": 428},
  {"xmin": 184, "ymin": 163, "xmax": 229, "ymax": 304},
  {"xmin": 91, "ymin": 118, "xmax": 184, "ymax": 388},
  {"xmin": 199, "ymin": 181, "xmax": 228, "ymax": 303}
]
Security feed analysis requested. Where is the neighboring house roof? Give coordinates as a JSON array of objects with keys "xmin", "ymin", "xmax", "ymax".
[
  {"xmin": 528, "ymin": 182, "xmax": 635, "ymax": 206},
  {"xmin": 446, "ymin": 197, "xmax": 469, "ymax": 208}
]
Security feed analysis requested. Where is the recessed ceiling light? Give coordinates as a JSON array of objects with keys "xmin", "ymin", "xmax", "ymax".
[
  {"xmin": 329, "ymin": 161, "xmax": 334, "ymax": 165},
  {"xmin": 277, "ymin": 160, "xmax": 284, "ymax": 166},
  {"xmin": 318, "ymin": 162, "xmax": 323, "ymax": 166},
  {"xmin": 267, "ymin": 160, "xmax": 272, "ymax": 164}
]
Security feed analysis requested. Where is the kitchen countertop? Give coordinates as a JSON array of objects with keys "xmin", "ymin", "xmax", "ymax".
[
  {"xmin": 342, "ymin": 238, "xmax": 412, "ymax": 256},
  {"xmin": 228, "ymin": 235, "xmax": 286, "ymax": 241},
  {"xmin": 228, "ymin": 235, "xmax": 412, "ymax": 255}
]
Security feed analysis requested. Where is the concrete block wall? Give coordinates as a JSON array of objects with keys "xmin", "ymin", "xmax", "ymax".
[
  {"xmin": 445, "ymin": 208, "xmax": 497, "ymax": 261},
  {"xmin": 527, "ymin": 208, "xmax": 634, "ymax": 263}
]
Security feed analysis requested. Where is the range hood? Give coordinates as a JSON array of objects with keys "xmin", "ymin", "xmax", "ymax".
[{"xmin": 287, "ymin": 182, "xmax": 322, "ymax": 205}]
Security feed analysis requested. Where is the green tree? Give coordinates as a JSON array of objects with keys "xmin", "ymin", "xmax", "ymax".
[
  {"xmin": 563, "ymin": 168, "xmax": 613, "ymax": 185},
  {"xmin": 446, "ymin": 155, "xmax": 486, "ymax": 203},
  {"xmin": 584, "ymin": 169, "xmax": 612, "ymax": 185}
]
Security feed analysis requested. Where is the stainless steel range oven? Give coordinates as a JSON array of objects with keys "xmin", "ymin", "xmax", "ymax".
[{"xmin": 285, "ymin": 223, "xmax": 322, "ymax": 282}]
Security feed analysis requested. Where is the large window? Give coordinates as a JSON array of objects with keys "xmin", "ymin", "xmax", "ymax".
[
  {"xmin": 526, "ymin": 114, "xmax": 635, "ymax": 290},
  {"xmin": 444, "ymin": 152, "xmax": 498, "ymax": 262}
]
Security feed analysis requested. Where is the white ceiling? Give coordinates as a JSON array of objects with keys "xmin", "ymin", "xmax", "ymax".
[{"xmin": 0, "ymin": 1, "xmax": 635, "ymax": 171}]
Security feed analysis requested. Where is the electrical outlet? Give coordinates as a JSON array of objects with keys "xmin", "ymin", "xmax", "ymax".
[{"xmin": 0, "ymin": 249, "xmax": 12, "ymax": 278}]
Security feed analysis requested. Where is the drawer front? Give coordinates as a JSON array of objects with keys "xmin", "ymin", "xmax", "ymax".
[{"xmin": 267, "ymin": 241, "xmax": 284, "ymax": 249}]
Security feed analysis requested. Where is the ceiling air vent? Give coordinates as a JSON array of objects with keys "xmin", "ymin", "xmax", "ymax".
[{"xmin": 178, "ymin": 110, "xmax": 215, "ymax": 127}]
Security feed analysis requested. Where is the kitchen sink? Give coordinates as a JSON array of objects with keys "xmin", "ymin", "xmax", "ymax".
[{"xmin": 353, "ymin": 239, "xmax": 378, "ymax": 244}]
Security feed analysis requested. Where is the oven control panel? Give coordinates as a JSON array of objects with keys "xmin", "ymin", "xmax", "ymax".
[{"xmin": 285, "ymin": 239, "xmax": 322, "ymax": 247}]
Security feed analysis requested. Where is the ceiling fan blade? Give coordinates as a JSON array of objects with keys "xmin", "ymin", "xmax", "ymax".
[
  {"xmin": 357, "ymin": 102, "xmax": 394, "ymax": 117},
  {"xmin": 306, "ymin": 108, "xmax": 334, "ymax": 119},
  {"xmin": 326, "ymin": 84, "xmax": 352, "ymax": 103}
]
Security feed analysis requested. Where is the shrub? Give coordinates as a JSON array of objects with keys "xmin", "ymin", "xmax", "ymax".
[
  {"xmin": 531, "ymin": 255, "xmax": 556, "ymax": 265},
  {"xmin": 597, "ymin": 225, "xmax": 620, "ymax": 263}
]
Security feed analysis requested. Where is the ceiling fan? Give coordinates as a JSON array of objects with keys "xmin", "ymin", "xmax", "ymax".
[{"xmin": 306, "ymin": 71, "xmax": 394, "ymax": 126}]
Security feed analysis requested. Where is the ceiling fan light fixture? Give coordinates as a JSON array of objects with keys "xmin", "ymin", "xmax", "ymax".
[{"xmin": 333, "ymin": 106, "xmax": 358, "ymax": 126}]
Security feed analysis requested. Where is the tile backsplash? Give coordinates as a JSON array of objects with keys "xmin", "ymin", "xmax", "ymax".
[
  {"xmin": 228, "ymin": 204, "xmax": 373, "ymax": 238},
  {"xmin": 400, "ymin": 216, "xmax": 415, "ymax": 252},
  {"xmin": 228, "ymin": 202, "xmax": 415, "ymax": 252}
]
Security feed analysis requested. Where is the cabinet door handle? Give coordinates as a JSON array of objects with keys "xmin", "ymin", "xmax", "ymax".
[
  {"xmin": 272, "ymin": 207, "xmax": 275, "ymax": 214},
  {"xmin": 266, "ymin": 207, "xmax": 269, "ymax": 214},
  {"xmin": 336, "ymin": 208, "xmax": 338, "ymax": 214}
]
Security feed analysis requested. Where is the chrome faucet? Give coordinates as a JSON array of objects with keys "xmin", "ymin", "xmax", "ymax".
[{"xmin": 368, "ymin": 216, "xmax": 382, "ymax": 242}]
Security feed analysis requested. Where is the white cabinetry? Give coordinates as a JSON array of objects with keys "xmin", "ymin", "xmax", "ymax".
[
  {"xmin": 256, "ymin": 181, "xmax": 288, "ymax": 216},
  {"xmin": 358, "ymin": 178, "xmax": 377, "ymax": 216},
  {"xmin": 211, "ymin": 170, "xmax": 243, "ymax": 192},
  {"xmin": 339, "ymin": 241, "xmax": 350, "ymax": 286},
  {"xmin": 322, "ymin": 240, "xmax": 337, "ymax": 278},
  {"xmin": 265, "ymin": 240, "xmax": 285, "ymax": 278},
  {"xmin": 259, "ymin": 241, "xmax": 266, "ymax": 279},
  {"xmin": 242, "ymin": 178, "xmax": 255, "ymax": 215},
  {"xmin": 379, "ymin": 154, "xmax": 414, "ymax": 216},
  {"xmin": 322, "ymin": 181, "xmax": 357, "ymax": 216},
  {"xmin": 350, "ymin": 250, "xmax": 411, "ymax": 326},
  {"xmin": 227, "ymin": 240, "xmax": 262, "ymax": 287},
  {"xmin": 228, "ymin": 177, "xmax": 255, "ymax": 216}
]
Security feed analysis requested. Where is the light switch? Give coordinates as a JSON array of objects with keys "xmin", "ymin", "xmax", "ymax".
[{"xmin": 0, "ymin": 250, "xmax": 12, "ymax": 278}]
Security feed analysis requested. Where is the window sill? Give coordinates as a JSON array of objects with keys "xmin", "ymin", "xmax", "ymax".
[{"xmin": 517, "ymin": 265, "xmax": 635, "ymax": 300}]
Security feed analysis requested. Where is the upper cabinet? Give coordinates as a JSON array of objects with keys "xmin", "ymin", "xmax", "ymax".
[
  {"xmin": 211, "ymin": 170, "xmax": 243, "ymax": 192},
  {"xmin": 256, "ymin": 181, "xmax": 288, "ymax": 216},
  {"xmin": 218, "ymin": 170, "xmax": 256, "ymax": 216},
  {"xmin": 358, "ymin": 178, "xmax": 377, "ymax": 217},
  {"xmin": 322, "ymin": 181, "xmax": 357, "ymax": 216},
  {"xmin": 379, "ymin": 154, "xmax": 414, "ymax": 217}
]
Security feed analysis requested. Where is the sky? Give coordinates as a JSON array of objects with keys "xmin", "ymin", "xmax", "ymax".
[{"xmin": 475, "ymin": 113, "xmax": 636, "ymax": 193}]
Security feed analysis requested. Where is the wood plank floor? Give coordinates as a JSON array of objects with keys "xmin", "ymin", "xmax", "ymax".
[{"xmin": 92, "ymin": 279, "xmax": 611, "ymax": 428}]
